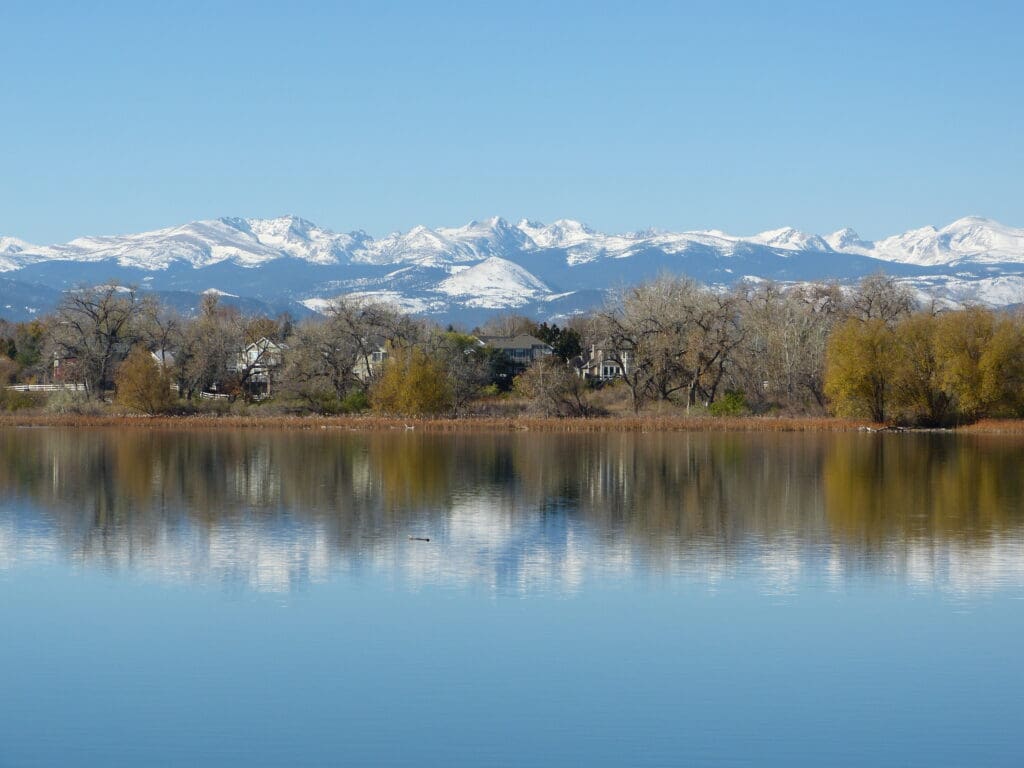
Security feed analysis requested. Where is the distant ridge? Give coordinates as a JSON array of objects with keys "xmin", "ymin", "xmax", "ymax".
[{"xmin": 2, "ymin": 215, "xmax": 1023, "ymax": 322}]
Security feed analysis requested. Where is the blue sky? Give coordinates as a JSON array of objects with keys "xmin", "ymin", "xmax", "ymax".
[{"xmin": 1, "ymin": 0, "xmax": 1021, "ymax": 243}]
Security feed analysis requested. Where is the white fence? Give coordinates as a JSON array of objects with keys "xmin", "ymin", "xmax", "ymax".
[
  {"xmin": 5, "ymin": 384, "xmax": 239, "ymax": 400},
  {"xmin": 5, "ymin": 383, "xmax": 87, "ymax": 392}
]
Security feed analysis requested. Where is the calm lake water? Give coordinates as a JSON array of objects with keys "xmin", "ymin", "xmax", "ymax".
[{"xmin": 1, "ymin": 428, "xmax": 1022, "ymax": 767}]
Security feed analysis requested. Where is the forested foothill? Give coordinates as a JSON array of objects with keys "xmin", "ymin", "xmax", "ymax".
[{"xmin": 1, "ymin": 274, "xmax": 1023, "ymax": 427}]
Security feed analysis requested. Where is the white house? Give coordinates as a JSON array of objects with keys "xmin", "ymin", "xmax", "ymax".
[
  {"xmin": 230, "ymin": 338, "xmax": 285, "ymax": 398},
  {"xmin": 579, "ymin": 344, "xmax": 630, "ymax": 382}
]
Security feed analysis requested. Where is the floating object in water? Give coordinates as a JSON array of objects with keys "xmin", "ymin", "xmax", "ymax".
[{"xmin": 408, "ymin": 536, "xmax": 430, "ymax": 542}]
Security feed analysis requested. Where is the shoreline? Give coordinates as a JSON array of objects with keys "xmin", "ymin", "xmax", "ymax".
[
  {"xmin": 1, "ymin": 412, "xmax": 1022, "ymax": 433},
  {"xmin": 1, "ymin": 413, "xmax": 862, "ymax": 432}
]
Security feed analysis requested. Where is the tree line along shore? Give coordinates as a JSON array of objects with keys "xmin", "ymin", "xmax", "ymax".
[{"xmin": 2, "ymin": 274, "xmax": 1024, "ymax": 429}]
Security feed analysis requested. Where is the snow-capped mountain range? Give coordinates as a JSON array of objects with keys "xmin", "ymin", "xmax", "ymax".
[{"xmin": 1, "ymin": 215, "xmax": 1023, "ymax": 322}]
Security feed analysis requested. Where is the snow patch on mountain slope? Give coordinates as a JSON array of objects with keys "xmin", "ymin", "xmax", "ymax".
[
  {"xmin": 436, "ymin": 257, "xmax": 550, "ymax": 308},
  {"xmin": 302, "ymin": 291, "xmax": 447, "ymax": 315},
  {"xmin": 914, "ymin": 274, "xmax": 1024, "ymax": 306},
  {"xmin": 351, "ymin": 291, "xmax": 449, "ymax": 314}
]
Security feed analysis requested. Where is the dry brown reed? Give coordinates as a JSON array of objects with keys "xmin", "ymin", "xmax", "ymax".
[
  {"xmin": 959, "ymin": 419, "xmax": 1024, "ymax": 434},
  {"xmin": 0, "ymin": 412, "xmax": 875, "ymax": 433}
]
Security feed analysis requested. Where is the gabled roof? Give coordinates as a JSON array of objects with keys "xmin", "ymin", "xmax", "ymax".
[
  {"xmin": 478, "ymin": 334, "xmax": 552, "ymax": 351},
  {"xmin": 243, "ymin": 337, "xmax": 287, "ymax": 352}
]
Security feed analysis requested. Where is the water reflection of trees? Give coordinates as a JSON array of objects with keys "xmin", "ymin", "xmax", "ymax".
[
  {"xmin": 823, "ymin": 434, "xmax": 1024, "ymax": 546},
  {"xmin": 0, "ymin": 428, "xmax": 1022, "ymax": 588}
]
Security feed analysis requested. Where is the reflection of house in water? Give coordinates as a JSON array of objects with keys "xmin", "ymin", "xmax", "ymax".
[{"xmin": 228, "ymin": 445, "xmax": 280, "ymax": 505}]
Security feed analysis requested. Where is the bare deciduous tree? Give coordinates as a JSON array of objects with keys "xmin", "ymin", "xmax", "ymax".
[
  {"xmin": 734, "ymin": 282, "xmax": 838, "ymax": 410},
  {"xmin": 48, "ymin": 284, "xmax": 144, "ymax": 397},
  {"xmin": 476, "ymin": 313, "xmax": 538, "ymax": 338},
  {"xmin": 175, "ymin": 294, "xmax": 244, "ymax": 399},
  {"xmin": 848, "ymin": 273, "xmax": 918, "ymax": 325},
  {"xmin": 277, "ymin": 297, "xmax": 424, "ymax": 410},
  {"xmin": 429, "ymin": 331, "xmax": 491, "ymax": 416},
  {"xmin": 514, "ymin": 356, "xmax": 599, "ymax": 417}
]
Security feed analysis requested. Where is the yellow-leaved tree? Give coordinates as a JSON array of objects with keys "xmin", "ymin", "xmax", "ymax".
[
  {"xmin": 890, "ymin": 313, "xmax": 952, "ymax": 426},
  {"xmin": 115, "ymin": 346, "xmax": 174, "ymax": 415},
  {"xmin": 823, "ymin": 318, "xmax": 896, "ymax": 422},
  {"xmin": 371, "ymin": 346, "xmax": 453, "ymax": 416},
  {"xmin": 979, "ymin": 315, "xmax": 1024, "ymax": 417},
  {"xmin": 933, "ymin": 306, "xmax": 995, "ymax": 420}
]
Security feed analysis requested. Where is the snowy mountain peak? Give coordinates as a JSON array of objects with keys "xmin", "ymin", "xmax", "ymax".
[
  {"xmin": 517, "ymin": 218, "xmax": 596, "ymax": 249},
  {"xmin": 245, "ymin": 215, "xmax": 362, "ymax": 265},
  {"xmin": 217, "ymin": 216, "xmax": 253, "ymax": 233},
  {"xmin": 947, "ymin": 215, "xmax": 994, "ymax": 228},
  {"xmin": 431, "ymin": 217, "xmax": 534, "ymax": 260},
  {"xmin": 751, "ymin": 227, "xmax": 833, "ymax": 252},
  {"xmin": 626, "ymin": 227, "xmax": 664, "ymax": 239},
  {"xmin": 0, "ymin": 236, "xmax": 35, "ymax": 260},
  {"xmin": 942, "ymin": 217, "xmax": 1024, "ymax": 260},
  {"xmin": 873, "ymin": 217, "xmax": 1024, "ymax": 266},
  {"xmin": 826, "ymin": 227, "xmax": 873, "ymax": 253},
  {"xmin": 249, "ymin": 214, "xmax": 317, "ymax": 236},
  {"xmin": 0, "ymin": 236, "xmax": 37, "ymax": 271},
  {"xmin": 440, "ymin": 216, "xmax": 517, "ymax": 238},
  {"xmin": 941, "ymin": 216, "xmax": 1022, "ymax": 247},
  {"xmin": 550, "ymin": 218, "xmax": 594, "ymax": 235},
  {"xmin": 483, "ymin": 215, "xmax": 510, "ymax": 229}
]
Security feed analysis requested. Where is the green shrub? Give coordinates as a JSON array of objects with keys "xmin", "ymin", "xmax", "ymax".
[
  {"xmin": 0, "ymin": 388, "xmax": 43, "ymax": 411},
  {"xmin": 339, "ymin": 390, "xmax": 370, "ymax": 414},
  {"xmin": 709, "ymin": 391, "xmax": 748, "ymax": 417},
  {"xmin": 45, "ymin": 389, "xmax": 109, "ymax": 415}
]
